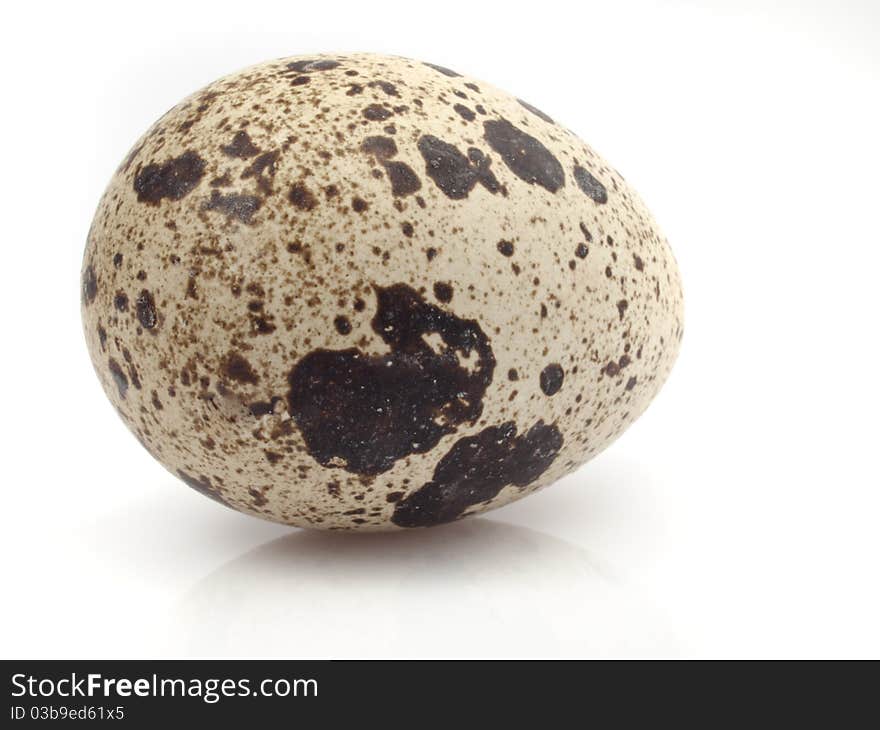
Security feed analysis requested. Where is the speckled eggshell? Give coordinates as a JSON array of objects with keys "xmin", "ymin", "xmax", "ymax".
[{"xmin": 80, "ymin": 53, "xmax": 684, "ymax": 530}]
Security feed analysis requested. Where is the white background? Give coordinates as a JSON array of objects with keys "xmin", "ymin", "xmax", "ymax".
[{"xmin": 1, "ymin": 0, "xmax": 878, "ymax": 658}]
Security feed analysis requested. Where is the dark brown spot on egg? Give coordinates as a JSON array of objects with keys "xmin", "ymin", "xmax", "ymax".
[
  {"xmin": 517, "ymin": 98, "xmax": 554, "ymax": 124},
  {"xmin": 391, "ymin": 420, "xmax": 563, "ymax": 527},
  {"xmin": 483, "ymin": 119, "xmax": 564, "ymax": 193},
  {"xmin": 453, "ymin": 103, "xmax": 475, "ymax": 121},
  {"xmin": 361, "ymin": 136, "xmax": 397, "ymax": 159},
  {"xmin": 133, "ymin": 150, "xmax": 206, "ymax": 204},
  {"xmin": 81, "ymin": 264, "xmax": 98, "ymax": 305},
  {"xmin": 384, "ymin": 161, "xmax": 422, "ymax": 197},
  {"xmin": 363, "ymin": 104, "xmax": 393, "ymax": 121},
  {"xmin": 368, "ymin": 80, "xmax": 399, "ymax": 97},
  {"xmin": 250, "ymin": 314, "xmax": 276, "ymax": 335},
  {"xmin": 423, "ymin": 62, "xmax": 461, "ymax": 77},
  {"xmin": 288, "ymin": 183, "xmax": 318, "ymax": 211},
  {"xmin": 241, "ymin": 150, "xmax": 279, "ymax": 194},
  {"xmin": 264, "ymin": 451, "xmax": 283, "ymax": 464},
  {"xmin": 287, "ymin": 283, "xmax": 496, "ymax": 477},
  {"xmin": 433, "ymin": 281, "xmax": 453, "ymax": 303},
  {"xmin": 221, "ymin": 130, "xmax": 260, "ymax": 159},
  {"xmin": 203, "ymin": 190, "xmax": 261, "ymax": 223},
  {"xmin": 573, "ymin": 165, "xmax": 608, "ymax": 204},
  {"xmin": 417, "ymin": 135, "xmax": 501, "ymax": 199},
  {"xmin": 362, "ymin": 136, "xmax": 422, "ymax": 197},
  {"xmin": 539, "ymin": 363, "xmax": 564, "ymax": 396},
  {"xmin": 334, "ymin": 315, "xmax": 352, "ymax": 335},
  {"xmin": 114, "ymin": 291, "xmax": 129, "ymax": 312},
  {"xmin": 107, "ymin": 358, "xmax": 129, "ymax": 398},
  {"xmin": 126, "ymin": 359, "xmax": 142, "ymax": 390},
  {"xmin": 135, "ymin": 290, "xmax": 157, "ymax": 330},
  {"xmin": 602, "ymin": 354, "xmax": 632, "ymax": 378},
  {"xmin": 497, "ymin": 240, "xmax": 514, "ymax": 257},
  {"xmin": 221, "ymin": 351, "xmax": 259, "ymax": 384}
]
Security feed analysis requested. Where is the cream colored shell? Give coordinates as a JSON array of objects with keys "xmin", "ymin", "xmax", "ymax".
[{"xmin": 80, "ymin": 53, "xmax": 684, "ymax": 530}]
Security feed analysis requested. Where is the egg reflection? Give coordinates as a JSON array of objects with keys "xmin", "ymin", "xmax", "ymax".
[{"xmin": 174, "ymin": 520, "xmax": 678, "ymax": 657}]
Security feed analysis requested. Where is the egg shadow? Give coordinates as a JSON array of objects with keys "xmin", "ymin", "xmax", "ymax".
[{"xmin": 171, "ymin": 519, "xmax": 678, "ymax": 658}]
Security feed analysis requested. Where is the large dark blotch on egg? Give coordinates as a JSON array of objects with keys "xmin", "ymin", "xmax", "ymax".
[
  {"xmin": 483, "ymin": 119, "xmax": 564, "ymax": 193},
  {"xmin": 391, "ymin": 420, "xmax": 564, "ymax": 528},
  {"xmin": 417, "ymin": 135, "xmax": 501, "ymax": 199},
  {"xmin": 573, "ymin": 165, "xmax": 608, "ymax": 204},
  {"xmin": 361, "ymin": 136, "xmax": 422, "ymax": 197},
  {"xmin": 288, "ymin": 283, "xmax": 496, "ymax": 477},
  {"xmin": 203, "ymin": 190, "xmax": 262, "ymax": 223},
  {"xmin": 383, "ymin": 161, "xmax": 422, "ymax": 197},
  {"xmin": 133, "ymin": 150, "xmax": 206, "ymax": 204},
  {"xmin": 221, "ymin": 130, "xmax": 260, "ymax": 159}
]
